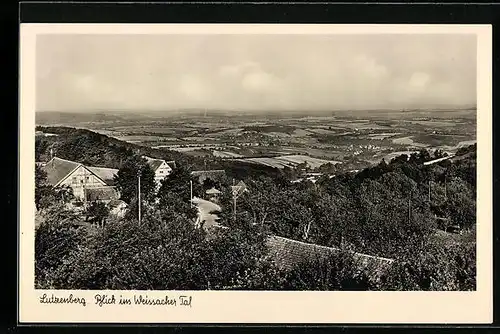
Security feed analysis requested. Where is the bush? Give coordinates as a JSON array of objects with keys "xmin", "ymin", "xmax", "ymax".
[
  {"xmin": 380, "ymin": 241, "xmax": 476, "ymax": 291},
  {"xmin": 279, "ymin": 250, "xmax": 378, "ymax": 291},
  {"xmin": 35, "ymin": 205, "xmax": 86, "ymax": 289}
]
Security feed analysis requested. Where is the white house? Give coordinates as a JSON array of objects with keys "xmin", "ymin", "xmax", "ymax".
[{"xmin": 143, "ymin": 156, "xmax": 174, "ymax": 189}]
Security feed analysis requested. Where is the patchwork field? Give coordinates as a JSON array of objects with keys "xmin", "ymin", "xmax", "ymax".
[
  {"xmin": 235, "ymin": 155, "xmax": 340, "ymax": 169},
  {"xmin": 37, "ymin": 108, "xmax": 476, "ymax": 171}
]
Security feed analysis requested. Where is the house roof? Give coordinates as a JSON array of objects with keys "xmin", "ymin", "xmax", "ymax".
[
  {"xmin": 143, "ymin": 156, "xmax": 170, "ymax": 171},
  {"xmin": 191, "ymin": 169, "xmax": 226, "ymax": 176},
  {"xmin": 148, "ymin": 159, "xmax": 165, "ymax": 171},
  {"xmin": 87, "ymin": 166, "xmax": 118, "ymax": 185},
  {"xmin": 231, "ymin": 180, "xmax": 248, "ymax": 196},
  {"xmin": 43, "ymin": 157, "xmax": 81, "ymax": 186},
  {"xmin": 265, "ymin": 235, "xmax": 394, "ymax": 273},
  {"xmin": 191, "ymin": 170, "xmax": 227, "ymax": 183},
  {"xmin": 206, "ymin": 187, "xmax": 222, "ymax": 195},
  {"xmin": 167, "ymin": 160, "xmax": 176, "ymax": 169},
  {"xmin": 84, "ymin": 186, "xmax": 120, "ymax": 202}
]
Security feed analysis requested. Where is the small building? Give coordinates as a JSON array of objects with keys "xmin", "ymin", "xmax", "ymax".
[
  {"xmin": 231, "ymin": 180, "xmax": 248, "ymax": 197},
  {"xmin": 108, "ymin": 199, "xmax": 128, "ymax": 218},
  {"xmin": 143, "ymin": 156, "xmax": 174, "ymax": 189},
  {"xmin": 191, "ymin": 170, "xmax": 226, "ymax": 184},
  {"xmin": 206, "ymin": 187, "xmax": 222, "ymax": 202}
]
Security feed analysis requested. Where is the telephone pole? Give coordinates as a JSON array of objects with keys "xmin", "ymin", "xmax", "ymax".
[
  {"xmin": 233, "ymin": 195, "xmax": 237, "ymax": 219},
  {"xmin": 190, "ymin": 180, "xmax": 193, "ymax": 207},
  {"xmin": 138, "ymin": 171, "xmax": 141, "ymax": 225},
  {"xmin": 408, "ymin": 190, "xmax": 412, "ymax": 223}
]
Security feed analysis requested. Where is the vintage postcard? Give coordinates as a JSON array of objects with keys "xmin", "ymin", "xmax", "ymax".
[{"xmin": 19, "ymin": 24, "xmax": 492, "ymax": 324}]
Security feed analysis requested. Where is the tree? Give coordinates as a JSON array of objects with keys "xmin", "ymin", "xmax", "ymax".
[
  {"xmin": 279, "ymin": 250, "xmax": 376, "ymax": 291},
  {"xmin": 35, "ymin": 164, "xmax": 53, "ymax": 210},
  {"xmin": 445, "ymin": 177, "xmax": 476, "ymax": 230},
  {"xmin": 114, "ymin": 156, "xmax": 156, "ymax": 204},
  {"xmin": 35, "ymin": 203, "xmax": 85, "ymax": 288},
  {"xmin": 85, "ymin": 201, "xmax": 110, "ymax": 227},
  {"xmin": 35, "ymin": 165, "xmax": 75, "ymax": 210},
  {"xmin": 157, "ymin": 165, "xmax": 201, "ymax": 202},
  {"xmin": 381, "ymin": 241, "xmax": 476, "ymax": 291}
]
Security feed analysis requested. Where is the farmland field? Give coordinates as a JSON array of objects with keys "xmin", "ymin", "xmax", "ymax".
[
  {"xmin": 36, "ymin": 108, "xmax": 476, "ymax": 171},
  {"xmin": 235, "ymin": 155, "xmax": 340, "ymax": 169}
]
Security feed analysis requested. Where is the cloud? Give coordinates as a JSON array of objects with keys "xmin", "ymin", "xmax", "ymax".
[{"xmin": 36, "ymin": 34, "xmax": 477, "ymax": 112}]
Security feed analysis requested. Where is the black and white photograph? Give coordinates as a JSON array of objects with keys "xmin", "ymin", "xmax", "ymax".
[
  {"xmin": 32, "ymin": 30, "xmax": 479, "ymax": 292},
  {"xmin": 19, "ymin": 23, "xmax": 493, "ymax": 324}
]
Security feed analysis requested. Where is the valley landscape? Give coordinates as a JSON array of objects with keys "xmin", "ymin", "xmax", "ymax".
[
  {"xmin": 36, "ymin": 107, "xmax": 476, "ymax": 175},
  {"xmin": 32, "ymin": 32, "xmax": 478, "ymax": 294}
]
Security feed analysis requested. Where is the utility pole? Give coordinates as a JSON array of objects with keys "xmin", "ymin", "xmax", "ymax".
[
  {"xmin": 408, "ymin": 190, "xmax": 411, "ymax": 223},
  {"xmin": 138, "ymin": 171, "xmax": 141, "ymax": 225},
  {"xmin": 190, "ymin": 180, "xmax": 193, "ymax": 207},
  {"xmin": 233, "ymin": 195, "xmax": 237, "ymax": 219}
]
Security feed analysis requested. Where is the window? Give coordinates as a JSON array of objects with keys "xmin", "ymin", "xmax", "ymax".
[{"xmin": 72, "ymin": 176, "xmax": 77, "ymax": 184}]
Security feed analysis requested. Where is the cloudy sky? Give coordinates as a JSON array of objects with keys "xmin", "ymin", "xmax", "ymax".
[{"xmin": 36, "ymin": 34, "xmax": 476, "ymax": 112}]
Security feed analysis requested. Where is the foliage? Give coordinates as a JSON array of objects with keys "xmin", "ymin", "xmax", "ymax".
[
  {"xmin": 35, "ymin": 204, "xmax": 86, "ymax": 289},
  {"xmin": 85, "ymin": 201, "xmax": 110, "ymax": 226},
  {"xmin": 279, "ymin": 250, "xmax": 377, "ymax": 291},
  {"xmin": 380, "ymin": 241, "xmax": 476, "ymax": 291},
  {"xmin": 35, "ymin": 164, "xmax": 75, "ymax": 210},
  {"xmin": 33, "ymin": 126, "xmax": 477, "ymax": 291},
  {"xmin": 114, "ymin": 155, "xmax": 156, "ymax": 204}
]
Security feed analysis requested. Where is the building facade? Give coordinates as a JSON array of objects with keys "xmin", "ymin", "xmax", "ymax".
[
  {"xmin": 43, "ymin": 157, "xmax": 119, "ymax": 202},
  {"xmin": 143, "ymin": 156, "xmax": 174, "ymax": 189}
]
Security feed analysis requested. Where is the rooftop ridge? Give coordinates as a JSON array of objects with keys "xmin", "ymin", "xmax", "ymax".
[
  {"xmin": 269, "ymin": 235, "xmax": 394, "ymax": 264},
  {"xmin": 49, "ymin": 156, "xmax": 82, "ymax": 166}
]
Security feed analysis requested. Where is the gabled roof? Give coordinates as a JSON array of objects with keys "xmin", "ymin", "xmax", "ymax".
[
  {"xmin": 231, "ymin": 180, "xmax": 248, "ymax": 196},
  {"xmin": 191, "ymin": 169, "xmax": 226, "ymax": 176},
  {"xmin": 143, "ymin": 156, "xmax": 170, "ymax": 171},
  {"xmin": 265, "ymin": 235, "xmax": 394, "ymax": 273},
  {"xmin": 87, "ymin": 166, "xmax": 119, "ymax": 185},
  {"xmin": 108, "ymin": 199, "xmax": 127, "ymax": 208},
  {"xmin": 148, "ymin": 159, "xmax": 165, "ymax": 171},
  {"xmin": 166, "ymin": 160, "xmax": 176, "ymax": 169},
  {"xmin": 43, "ymin": 157, "xmax": 81, "ymax": 186},
  {"xmin": 206, "ymin": 187, "xmax": 222, "ymax": 195}
]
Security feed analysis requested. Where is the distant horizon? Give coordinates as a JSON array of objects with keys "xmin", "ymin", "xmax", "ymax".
[{"xmin": 35, "ymin": 103, "xmax": 477, "ymax": 115}]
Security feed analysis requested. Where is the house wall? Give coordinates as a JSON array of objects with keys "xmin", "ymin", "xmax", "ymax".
[
  {"xmin": 59, "ymin": 165, "xmax": 107, "ymax": 200},
  {"xmin": 154, "ymin": 162, "xmax": 172, "ymax": 187}
]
